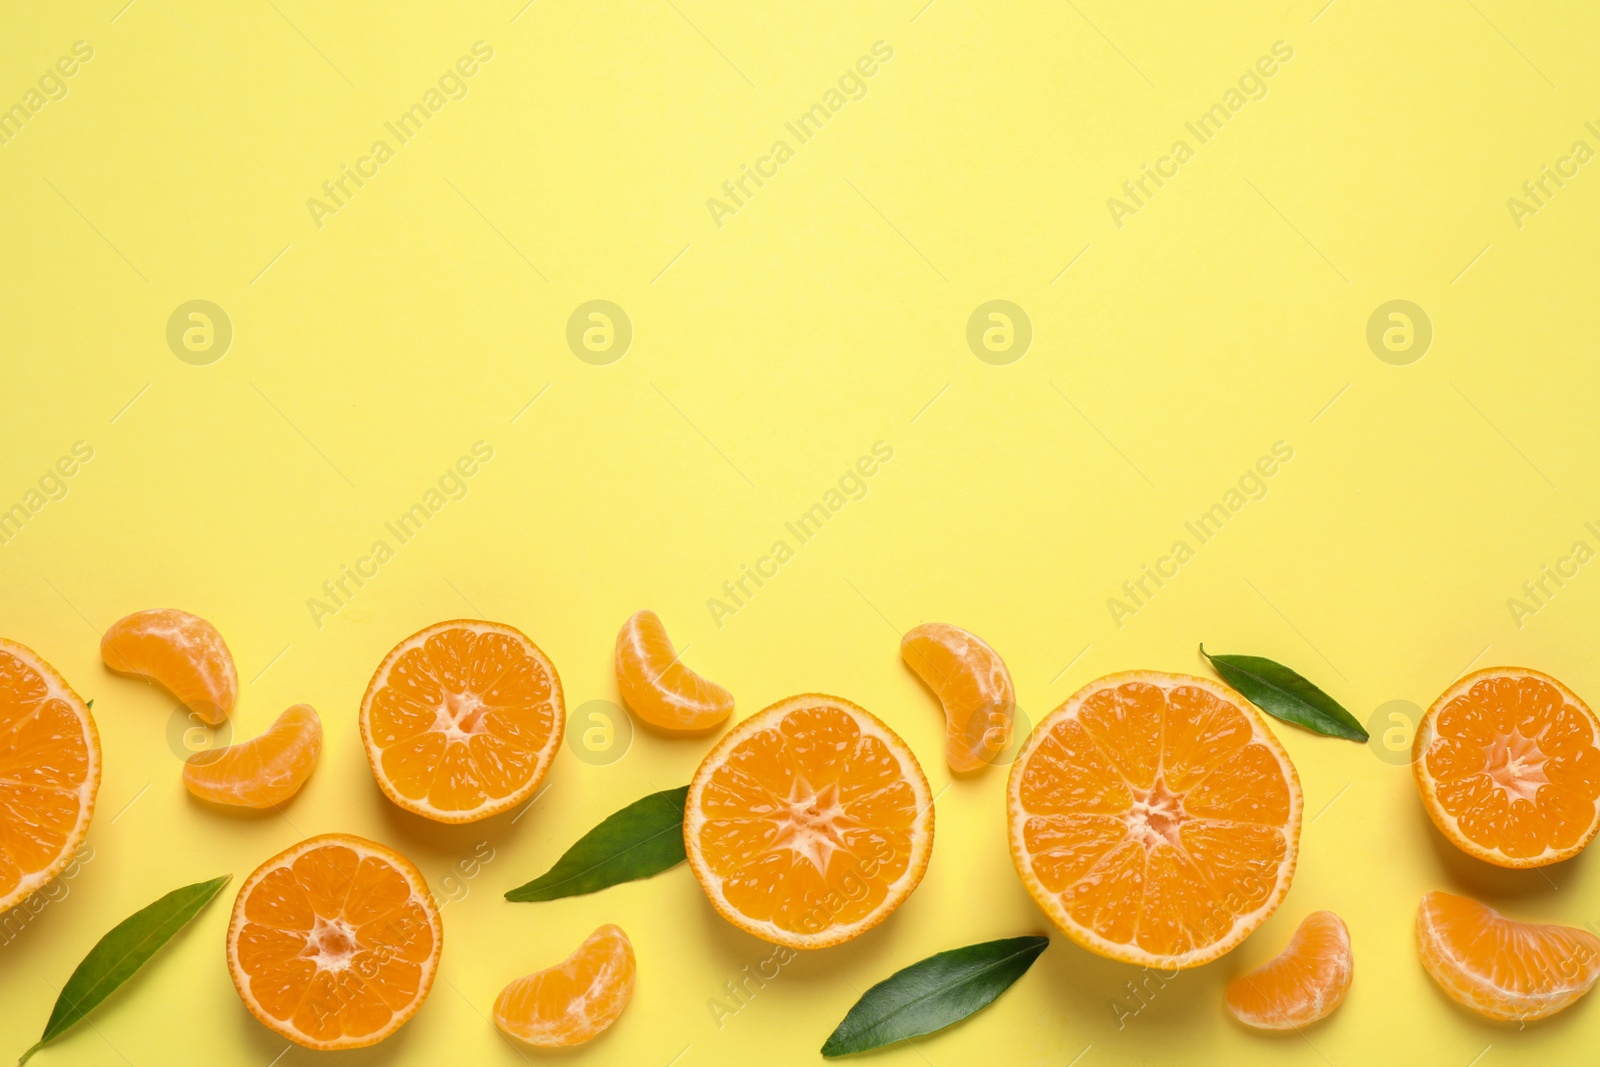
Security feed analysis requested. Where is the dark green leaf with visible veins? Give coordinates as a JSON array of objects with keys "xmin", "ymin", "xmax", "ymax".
[
  {"xmin": 1200, "ymin": 645, "xmax": 1367, "ymax": 741},
  {"xmin": 19, "ymin": 874, "xmax": 231, "ymax": 1064},
  {"xmin": 821, "ymin": 936, "xmax": 1049, "ymax": 1057},
  {"xmin": 506, "ymin": 785, "xmax": 689, "ymax": 902}
]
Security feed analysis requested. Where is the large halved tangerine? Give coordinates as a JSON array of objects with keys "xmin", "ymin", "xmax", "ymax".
[
  {"xmin": 0, "ymin": 638, "xmax": 100, "ymax": 913},
  {"xmin": 1007, "ymin": 671, "xmax": 1301, "ymax": 969},
  {"xmin": 226, "ymin": 834, "xmax": 443, "ymax": 1050},
  {"xmin": 359, "ymin": 620, "xmax": 562, "ymax": 823},
  {"xmin": 684, "ymin": 694, "xmax": 934, "ymax": 949},
  {"xmin": 1413, "ymin": 667, "xmax": 1600, "ymax": 867}
]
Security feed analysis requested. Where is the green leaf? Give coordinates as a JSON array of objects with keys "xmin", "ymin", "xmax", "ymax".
[
  {"xmin": 821, "ymin": 936, "xmax": 1049, "ymax": 1057},
  {"xmin": 19, "ymin": 875, "xmax": 230, "ymax": 1064},
  {"xmin": 505, "ymin": 786, "xmax": 688, "ymax": 902},
  {"xmin": 1200, "ymin": 645, "xmax": 1367, "ymax": 741}
]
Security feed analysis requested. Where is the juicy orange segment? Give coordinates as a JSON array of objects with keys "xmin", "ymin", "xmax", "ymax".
[
  {"xmin": 615, "ymin": 610, "xmax": 733, "ymax": 731},
  {"xmin": 100, "ymin": 608, "xmax": 237, "ymax": 725},
  {"xmin": 227, "ymin": 834, "xmax": 443, "ymax": 1050},
  {"xmin": 900, "ymin": 622, "xmax": 1016, "ymax": 772},
  {"xmin": 359, "ymin": 620, "xmax": 563, "ymax": 824},
  {"xmin": 1414, "ymin": 667, "xmax": 1600, "ymax": 868},
  {"xmin": 1417, "ymin": 890, "xmax": 1600, "ymax": 1021},
  {"xmin": 1225, "ymin": 911, "xmax": 1352, "ymax": 1030},
  {"xmin": 493, "ymin": 924, "xmax": 636, "ymax": 1047},
  {"xmin": 184, "ymin": 704, "xmax": 322, "ymax": 808},
  {"xmin": 1007, "ymin": 671, "xmax": 1302, "ymax": 969},
  {"xmin": 0, "ymin": 638, "xmax": 100, "ymax": 912},
  {"xmin": 684, "ymin": 693, "xmax": 934, "ymax": 949}
]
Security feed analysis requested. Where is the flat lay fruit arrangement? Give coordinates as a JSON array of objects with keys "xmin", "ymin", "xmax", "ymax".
[{"xmin": 4, "ymin": 606, "xmax": 1600, "ymax": 1061}]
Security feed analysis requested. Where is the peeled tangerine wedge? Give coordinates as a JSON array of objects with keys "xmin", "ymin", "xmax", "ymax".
[
  {"xmin": 184, "ymin": 704, "xmax": 322, "ymax": 808},
  {"xmin": 101, "ymin": 608, "xmax": 237, "ymax": 724},
  {"xmin": 684, "ymin": 694, "xmax": 935, "ymax": 949},
  {"xmin": 615, "ymin": 610, "xmax": 733, "ymax": 731},
  {"xmin": 227, "ymin": 834, "xmax": 443, "ymax": 1049},
  {"xmin": 900, "ymin": 622, "xmax": 1016, "ymax": 772},
  {"xmin": 359, "ymin": 620, "xmax": 563, "ymax": 823},
  {"xmin": 494, "ymin": 925, "xmax": 636, "ymax": 1047},
  {"xmin": 1417, "ymin": 891, "xmax": 1600, "ymax": 1021},
  {"xmin": 1414, "ymin": 667, "xmax": 1600, "ymax": 867},
  {"xmin": 1008, "ymin": 671, "xmax": 1302, "ymax": 968},
  {"xmin": 0, "ymin": 638, "xmax": 100, "ymax": 913},
  {"xmin": 1226, "ymin": 911, "xmax": 1352, "ymax": 1030}
]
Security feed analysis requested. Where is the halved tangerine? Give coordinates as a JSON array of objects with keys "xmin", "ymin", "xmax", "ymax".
[
  {"xmin": 0, "ymin": 638, "xmax": 100, "ymax": 913},
  {"xmin": 1007, "ymin": 671, "xmax": 1302, "ymax": 969},
  {"xmin": 184, "ymin": 704, "xmax": 322, "ymax": 808},
  {"xmin": 1417, "ymin": 890, "xmax": 1600, "ymax": 1021},
  {"xmin": 1225, "ymin": 910, "xmax": 1352, "ymax": 1030},
  {"xmin": 226, "ymin": 833, "xmax": 443, "ymax": 1050},
  {"xmin": 615, "ymin": 610, "xmax": 733, "ymax": 731},
  {"xmin": 900, "ymin": 622, "xmax": 1016, "ymax": 772},
  {"xmin": 684, "ymin": 694, "xmax": 934, "ymax": 949},
  {"xmin": 359, "ymin": 620, "xmax": 563, "ymax": 824},
  {"xmin": 1413, "ymin": 667, "xmax": 1600, "ymax": 868},
  {"xmin": 493, "ymin": 924, "xmax": 636, "ymax": 1047},
  {"xmin": 101, "ymin": 608, "xmax": 237, "ymax": 724}
]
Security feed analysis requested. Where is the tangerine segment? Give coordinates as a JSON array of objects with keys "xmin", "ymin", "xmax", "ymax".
[
  {"xmin": 684, "ymin": 694, "xmax": 935, "ymax": 950},
  {"xmin": 1225, "ymin": 911, "xmax": 1352, "ymax": 1030},
  {"xmin": 615, "ymin": 610, "xmax": 733, "ymax": 731},
  {"xmin": 1416, "ymin": 891, "xmax": 1600, "ymax": 1022},
  {"xmin": 1007, "ymin": 671, "xmax": 1302, "ymax": 969},
  {"xmin": 1413, "ymin": 667, "xmax": 1600, "ymax": 868},
  {"xmin": 0, "ymin": 639, "xmax": 100, "ymax": 913},
  {"xmin": 100, "ymin": 608, "xmax": 237, "ymax": 724},
  {"xmin": 900, "ymin": 622, "xmax": 1016, "ymax": 773},
  {"xmin": 359, "ymin": 620, "xmax": 563, "ymax": 824},
  {"xmin": 227, "ymin": 834, "xmax": 443, "ymax": 1050},
  {"xmin": 493, "ymin": 924, "xmax": 636, "ymax": 1047},
  {"xmin": 184, "ymin": 704, "xmax": 322, "ymax": 808}
]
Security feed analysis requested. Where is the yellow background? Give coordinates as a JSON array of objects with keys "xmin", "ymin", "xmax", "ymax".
[{"xmin": 3, "ymin": 1, "xmax": 1599, "ymax": 1064}]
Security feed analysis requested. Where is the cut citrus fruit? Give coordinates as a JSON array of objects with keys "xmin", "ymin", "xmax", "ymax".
[
  {"xmin": 227, "ymin": 833, "xmax": 443, "ymax": 1050},
  {"xmin": 184, "ymin": 704, "xmax": 322, "ymax": 808},
  {"xmin": 0, "ymin": 638, "xmax": 100, "ymax": 913},
  {"xmin": 101, "ymin": 608, "xmax": 237, "ymax": 724},
  {"xmin": 1225, "ymin": 911, "xmax": 1352, "ymax": 1030},
  {"xmin": 493, "ymin": 924, "xmax": 636, "ymax": 1047},
  {"xmin": 1416, "ymin": 890, "xmax": 1600, "ymax": 1021},
  {"xmin": 1007, "ymin": 671, "xmax": 1302, "ymax": 969},
  {"xmin": 1413, "ymin": 666, "xmax": 1600, "ymax": 868},
  {"xmin": 359, "ymin": 620, "xmax": 563, "ymax": 824},
  {"xmin": 684, "ymin": 693, "xmax": 934, "ymax": 950},
  {"xmin": 615, "ymin": 610, "xmax": 733, "ymax": 731},
  {"xmin": 900, "ymin": 622, "xmax": 1016, "ymax": 772}
]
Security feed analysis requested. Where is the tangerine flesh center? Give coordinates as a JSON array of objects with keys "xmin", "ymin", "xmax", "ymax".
[
  {"xmin": 435, "ymin": 690, "xmax": 488, "ymax": 738},
  {"xmin": 771, "ymin": 780, "xmax": 853, "ymax": 875},
  {"xmin": 306, "ymin": 916, "xmax": 360, "ymax": 971},
  {"xmin": 1125, "ymin": 778, "xmax": 1187, "ymax": 850},
  {"xmin": 1483, "ymin": 728, "xmax": 1550, "ymax": 804}
]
